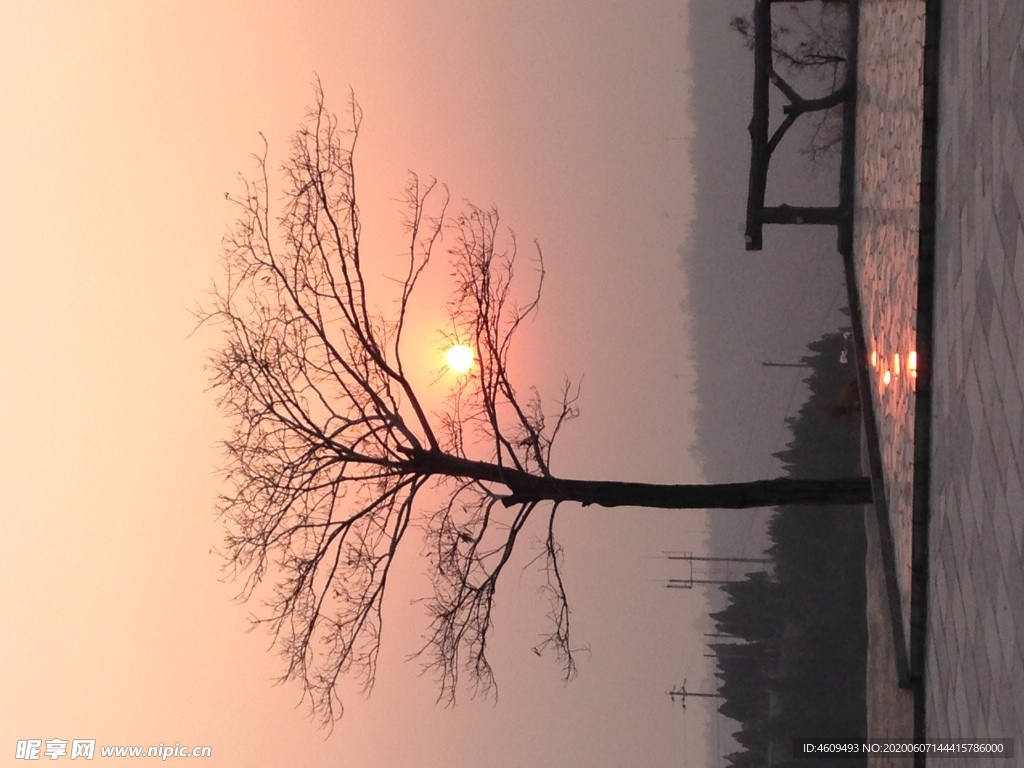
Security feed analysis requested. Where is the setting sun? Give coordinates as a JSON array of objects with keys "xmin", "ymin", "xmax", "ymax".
[{"xmin": 445, "ymin": 344, "xmax": 474, "ymax": 374}]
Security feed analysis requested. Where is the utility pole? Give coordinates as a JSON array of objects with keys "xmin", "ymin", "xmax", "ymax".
[
  {"xmin": 663, "ymin": 553, "xmax": 772, "ymax": 565},
  {"xmin": 662, "ymin": 552, "xmax": 772, "ymax": 589},
  {"xmin": 667, "ymin": 682, "xmax": 724, "ymax": 709},
  {"xmin": 666, "ymin": 578, "xmax": 742, "ymax": 589},
  {"xmin": 705, "ymin": 651, "xmax": 751, "ymax": 657}
]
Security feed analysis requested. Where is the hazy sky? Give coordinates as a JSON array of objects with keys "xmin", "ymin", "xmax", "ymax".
[{"xmin": 0, "ymin": 1, "xmax": 747, "ymax": 766}]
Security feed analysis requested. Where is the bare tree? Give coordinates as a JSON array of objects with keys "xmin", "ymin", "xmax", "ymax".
[
  {"xmin": 731, "ymin": 0, "xmax": 850, "ymax": 161},
  {"xmin": 730, "ymin": 2, "xmax": 847, "ymax": 78},
  {"xmin": 198, "ymin": 83, "xmax": 871, "ymax": 725}
]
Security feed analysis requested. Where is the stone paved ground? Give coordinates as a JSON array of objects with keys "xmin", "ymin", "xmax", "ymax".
[
  {"xmin": 865, "ymin": 501, "xmax": 915, "ymax": 768},
  {"xmin": 854, "ymin": 0, "xmax": 927, "ymax": 674},
  {"xmin": 855, "ymin": 0, "xmax": 1024, "ymax": 763},
  {"xmin": 926, "ymin": 0, "xmax": 1024, "ymax": 762}
]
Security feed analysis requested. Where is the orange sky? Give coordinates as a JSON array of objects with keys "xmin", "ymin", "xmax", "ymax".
[{"xmin": 0, "ymin": 2, "xmax": 714, "ymax": 765}]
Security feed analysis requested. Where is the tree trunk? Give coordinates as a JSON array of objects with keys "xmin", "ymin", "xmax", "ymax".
[
  {"xmin": 414, "ymin": 451, "xmax": 872, "ymax": 510},
  {"xmin": 503, "ymin": 475, "xmax": 872, "ymax": 509},
  {"xmin": 759, "ymin": 204, "xmax": 845, "ymax": 226}
]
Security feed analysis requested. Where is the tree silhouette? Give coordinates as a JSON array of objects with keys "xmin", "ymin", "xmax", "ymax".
[
  {"xmin": 198, "ymin": 84, "xmax": 870, "ymax": 724},
  {"xmin": 731, "ymin": 0, "xmax": 850, "ymax": 161},
  {"xmin": 730, "ymin": 3, "xmax": 847, "ymax": 80}
]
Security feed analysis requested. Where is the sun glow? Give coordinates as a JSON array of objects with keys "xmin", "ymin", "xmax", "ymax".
[{"xmin": 444, "ymin": 344, "xmax": 474, "ymax": 374}]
